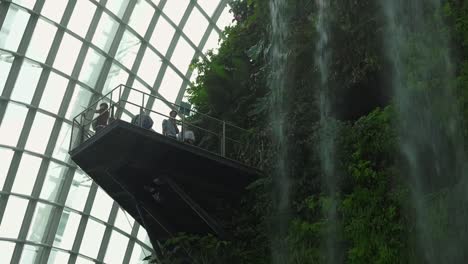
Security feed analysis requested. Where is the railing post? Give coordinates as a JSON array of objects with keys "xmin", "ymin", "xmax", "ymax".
[
  {"xmin": 118, "ymin": 85, "xmax": 122, "ymax": 118},
  {"xmin": 70, "ymin": 119, "xmax": 74, "ymax": 150},
  {"xmin": 181, "ymin": 114, "xmax": 185, "ymax": 142},
  {"xmin": 140, "ymin": 94, "xmax": 144, "ymax": 127},
  {"xmin": 110, "ymin": 89, "xmax": 114, "ymax": 122},
  {"xmin": 80, "ymin": 114, "xmax": 85, "ymax": 145},
  {"xmin": 221, "ymin": 121, "xmax": 226, "ymax": 157}
]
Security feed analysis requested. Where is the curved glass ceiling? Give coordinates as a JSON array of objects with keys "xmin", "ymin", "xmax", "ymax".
[{"xmin": 0, "ymin": 0, "xmax": 233, "ymax": 263}]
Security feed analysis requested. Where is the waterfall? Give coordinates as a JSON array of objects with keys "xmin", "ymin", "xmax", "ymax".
[
  {"xmin": 382, "ymin": 0, "xmax": 468, "ymax": 262},
  {"xmin": 269, "ymin": 0, "xmax": 290, "ymax": 262},
  {"xmin": 315, "ymin": 1, "xmax": 340, "ymax": 263}
]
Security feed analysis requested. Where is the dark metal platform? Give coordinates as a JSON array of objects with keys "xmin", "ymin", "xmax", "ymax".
[{"xmin": 70, "ymin": 120, "xmax": 260, "ymax": 241}]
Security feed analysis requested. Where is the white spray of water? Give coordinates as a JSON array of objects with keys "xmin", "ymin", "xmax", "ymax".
[
  {"xmin": 382, "ymin": 0, "xmax": 468, "ymax": 262},
  {"xmin": 315, "ymin": 1, "xmax": 339, "ymax": 263},
  {"xmin": 269, "ymin": 0, "xmax": 290, "ymax": 262}
]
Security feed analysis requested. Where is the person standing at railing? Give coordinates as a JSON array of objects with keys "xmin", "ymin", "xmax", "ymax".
[
  {"xmin": 162, "ymin": 110, "xmax": 179, "ymax": 139},
  {"xmin": 93, "ymin": 102, "xmax": 109, "ymax": 132}
]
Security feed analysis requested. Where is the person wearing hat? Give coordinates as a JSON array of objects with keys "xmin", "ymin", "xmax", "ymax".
[{"xmin": 162, "ymin": 110, "xmax": 179, "ymax": 139}]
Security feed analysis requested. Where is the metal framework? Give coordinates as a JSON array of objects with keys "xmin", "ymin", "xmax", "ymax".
[{"xmin": 0, "ymin": 0, "xmax": 233, "ymax": 263}]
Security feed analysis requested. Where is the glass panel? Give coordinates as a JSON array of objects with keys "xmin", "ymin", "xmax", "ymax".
[
  {"xmin": 0, "ymin": 241, "xmax": 15, "ymax": 263},
  {"xmin": 11, "ymin": 153, "xmax": 42, "ymax": 195},
  {"xmin": 159, "ymin": 68, "xmax": 183, "ymax": 102},
  {"xmin": 137, "ymin": 227, "xmax": 151, "ymax": 247},
  {"xmin": 65, "ymin": 169, "xmax": 91, "ymax": 211},
  {"xmin": 79, "ymin": 48, "xmax": 105, "ymax": 87},
  {"xmin": 129, "ymin": 243, "xmax": 151, "ymax": 264},
  {"xmin": 202, "ymin": 30, "xmax": 220, "ymax": 54},
  {"xmin": 12, "ymin": 0, "xmax": 36, "ymax": 9},
  {"xmin": 129, "ymin": 0, "xmax": 154, "ymax": 37},
  {"xmin": 106, "ymin": 0, "xmax": 129, "ymax": 19},
  {"xmin": 171, "ymin": 38, "xmax": 195, "ymax": 74},
  {"xmin": 53, "ymin": 209, "xmax": 81, "ymax": 250},
  {"xmin": 124, "ymin": 89, "xmax": 141, "ymax": 116},
  {"xmin": 184, "ymin": 8, "xmax": 208, "ymax": 46},
  {"xmin": 196, "ymin": 0, "xmax": 218, "ymax": 17},
  {"xmin": 127, "ymin": 80, "xmax": 150, "ymax": 115},
  {"xmin": 52, "ymin": 122, "xmax": 71, "ymax": 161},
  {"xmin": 26, "ymin": 18, "xmax": 57, "ymax": 63},
  {"xmin": 115, "ymin": 30, "xmax": 141, "ymax": 70},
  {"xmin": 19, "ymin": 245, "xmax": 40, "ymax": 264},
  {"xmin": 0, "ymin": 6, "xmax": 29, "ymax": 51},
  {"xmin": 47, "ymin": 249, "xmax": 69, "ymax": 264},
  {"xmin": 217, "ymin": 6, "xmax": 234, "ymax": 31},
  {"xmin": 90, "ymin": 188, "xmax": 114, "ymax": 221},
  {"xmin": 121, "ymin": 111, "xmax": 132, "ymax": 122},
  {"xmin": 0, "ymin": 196, "xmax": 28, "ymax": 238},
  {"xmin": 103, "ymin": 63, "xmax": 129, "ymax": 95},
  {"xmin": 150, "ymin": 0, "xmax": 161, "ymax": 6},
  {"xmin": 76, "ymin": 256, "xmax": 95, "ymax": 264},
  {"xmin": 80, "ymin": 219, "xmax": 105, "ymax": 259},
  {"xmin": 137, "ymin": 47, "xmax": 162, "ymax": 86},
  {"xmin": 40, "ymin": 162, "xmax": 68, "ymax": 201},
  {"xmin": 54, "ymin": 33, "xmax": 81, "ymax": 75},
  {"xmin": 27, "ymin": 202, "xmax": 54, "ymax": 242},
  {"xmin": 162, "ymin": 0, "xmax": 189, "ymax": 25},
  {"xmin": 114, "ymin": 208, "xmax": 134, "ymax": 234},
  {"xmin": 0, "ymin": 148, "xmax": 14, "ymax": 189},
  {"xmin": 0, "ymin": 102, "xmax": 28, "ymax": 146},
  {"xmin": 11, "ymin": 59, "xmax": 42, "ymax": 104},
  {"xmin": 66, "ymin": 85, "xmax": 94, "ymax": 120},
  {"xmin": 149, "ymin": 16, "xmax": 175, "ymax": 55},
  {"xmin": 41, "ymin": 0, "xmax": 68, "ymax": 23},
  {"xmin": 0, "ymin": 51, "xmax": 14, "ymax": 95},
  {"xmin": 92, "ymin": 12, "xmax": 119, "ymax": 52},
  {"xmin": 25, "ymin": 112, "xmax": 55, "ymax": 153},
  {"xmin": 68, "ymin": 0, "xmax": 96, "ymax": 38},
  {"xmin": 104, "ymin": 231, "xmax": 129, "ymax": 264},
  {"xmin": 40, "ymin": 72, "xmax": 69, "ymax": 114}
]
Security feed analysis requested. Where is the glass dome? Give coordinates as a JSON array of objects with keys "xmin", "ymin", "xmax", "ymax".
[{"xmin": 0, "ymin": 0, "xmax": 233, "ymax": 263}]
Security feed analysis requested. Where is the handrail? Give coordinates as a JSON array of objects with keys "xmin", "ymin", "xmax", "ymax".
[
  {"xmin": 117, "ymin": 100, "xmax": 222, "ymax": 138},
  {"xmin": 70, "ymin": 84, "xmax": 257, "ymax": 167},
  {"xmin": 78, "ymin": 84, "xmax": 250, "ymax": 133}
]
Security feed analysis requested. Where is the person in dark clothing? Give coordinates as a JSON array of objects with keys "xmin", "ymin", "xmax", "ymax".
[
  {"xmin": 162, "ymin": 110, "xmax": 179, "ymax": 139},
  {"xmin": 93, "ymin": 102, "xmax": 109, "ymax": 132}
]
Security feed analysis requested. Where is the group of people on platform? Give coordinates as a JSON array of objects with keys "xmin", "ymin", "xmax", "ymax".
[{"xmin": 92, "ymin": 103, "xmax": 195, "ymax": 144}]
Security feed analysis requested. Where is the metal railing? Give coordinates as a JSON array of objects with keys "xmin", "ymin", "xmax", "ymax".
[{"xmin": 69, "ymin": 84, "xmax": 259, "ymax": 167}]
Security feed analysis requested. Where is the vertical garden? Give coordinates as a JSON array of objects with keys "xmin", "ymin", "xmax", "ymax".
[{"xmin": 153, "ymin": 0, "xmax": 468, "ymax": 263}]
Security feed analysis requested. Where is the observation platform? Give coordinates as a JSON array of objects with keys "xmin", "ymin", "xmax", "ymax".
[{"xmin": 69, "ymin": 119, "xmax": 261, "ymax": 242}]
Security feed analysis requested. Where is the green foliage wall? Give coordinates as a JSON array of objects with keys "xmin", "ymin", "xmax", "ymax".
[{"xmin": 152, "ymin": 0, "xmax": 468, "ymax": 263}]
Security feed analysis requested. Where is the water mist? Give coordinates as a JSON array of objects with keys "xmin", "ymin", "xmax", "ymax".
[
  {"xmin": 315, "ymin": 1, "xmax": 340, "ymax": 263},
  {"xmin": 269, "ymin": 0, "xmax": 290, "ymax": 263},
  {"xmin": 382, "ymin": 0, "xmax": 468, "ymax": 262}
]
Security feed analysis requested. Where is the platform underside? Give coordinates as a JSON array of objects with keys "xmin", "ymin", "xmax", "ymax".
[{"xmin": 70, "ymin": 120, "xmax": 260, "ymax": 241}]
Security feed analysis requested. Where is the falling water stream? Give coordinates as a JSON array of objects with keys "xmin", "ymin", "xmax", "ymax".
[
  {"xmin": 267, "ymin": 0, "xmax": 468, "ymax": 262},
  {"xmin": 269, "ymin": 0, "xmax": 290, "ymax": 263},
  {"xmin": 382, "ymin": 0, "xmax": 468, "ymax": 262},
  {"xmin": 315, "ymin": 1, "xmax": 340, "ymax": 263}
]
